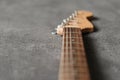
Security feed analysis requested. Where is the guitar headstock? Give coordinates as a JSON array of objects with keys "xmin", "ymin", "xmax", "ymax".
[{"xmin": 54, "ymin": 10, "xmax": 94, "ymax": 35}]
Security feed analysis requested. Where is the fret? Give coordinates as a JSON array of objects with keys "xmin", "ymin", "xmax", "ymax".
[
  {"xmin": 72, "ymin": 49, "xmax": 84, "ymax": 53},
  {"xmin": 64, "ymin": 53, "xmax": 86, "ymax": 58},
  {"xmin": 63, "ymin": 37, "xmax": 82, "ymax": 38},
  {"xmin": 61, "ymin": 65, "xmax": 88, "ymax": 72},
  {"xmin": 62, "ymin": 70, "xmax": 89, "ymax": 74},
  {"xmin": 63, "ymin": 38, "xmax": 82, "ymax": 43},
  {"xmin": 64, "ymin": 32, "xmax": 81, "ymax": 35},
  {"xmin": 59, "ymin": 27, "xmax": 90, "ymax": 80},
  {"xmin": 63, "ymin": 45, "xmax": 83, "ymax": 48},
  {"xmin": 64, "ymin": 32, "xmax": 81, "ymax": 33},
  {"xmin": 61, "ymin": 66, "xmax": 88, "ymax": 71},
  {"xmin": 63, "ymin": 42, "xmax": 83, "ymax": 44},
  {"xmin": 62, "ymin": 60, "xmax": 87, "ymax": 64},
  {"xmin": 60, "ymin": 76, "xmax": 90, "ymax": 80},
  {"xmin": 63, "ymin": 47, "xmax": 84, "ymax": 49},
  {"xmin": 63, "ymin": 50, "xmax": 85, "ymax": 56},
  {"xmin": 62, "ymin": 54, "xmax": 87, "ymax": 64},
  {"xmin": 63, "ymin": 44, "xmax": 82, "ymax": 47},
  {"xmin": 63, "ymin": 54, "xmax": 85, "ymax": 61}
]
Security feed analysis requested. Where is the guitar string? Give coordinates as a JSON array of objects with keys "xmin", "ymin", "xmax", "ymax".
[
  {"xmin": 77, "ymin": 28, "xmax": 81, "ymax": 79},
  {"xmin": 63, "ymin": 27, "xmax": 90, "ymax": 80},
  {"xmin": 74, "ymin": 28, "xmax": 77, "ymax": 79},
  {"xmin": 70, "ymin": 27, "xmax": 74, "ymax": 79},
  {"xmin": 65, "ymin": 28, "xmax": 87, "ymax": 79},
  {"xmin": 59, "ymin": 27, "xmax": 64, "ymax": 79},
  {"xmin": 66, "ymin": 27, "xmax": 73, "ymax": 79},
  {"xmin": 65, "ymin": 28, "xmax": 69, "ymax": 78},
  {"xmin": 62, "ymin": 27, "xmax": 65, "ymax": 76},
  {"xmin": 75, "ymin": 28, "xmax": 78, "ymax": 80},
  {"xmin": 68, "ymin": 27, "xmax": 71, "ymax": 78},
  {"xmin": 62, "ymin": 27, "xmax": 65, "ymax": 78}
]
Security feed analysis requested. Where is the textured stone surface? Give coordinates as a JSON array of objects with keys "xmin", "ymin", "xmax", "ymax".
[{"xmin": 0, "ymin": 0, "xmax": 119, "ymax": 80}]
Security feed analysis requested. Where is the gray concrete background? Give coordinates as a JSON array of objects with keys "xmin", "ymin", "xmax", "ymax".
[{"xmin": 0, "ymin": 0, "xmax": 120, "ymax": 80}]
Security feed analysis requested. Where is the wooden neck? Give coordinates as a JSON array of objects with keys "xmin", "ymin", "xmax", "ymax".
[{"xmin": 59, "ymin": 27, "xmax": 91, "ymax": 80}]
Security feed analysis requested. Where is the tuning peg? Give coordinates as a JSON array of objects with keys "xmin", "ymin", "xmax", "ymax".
[
  {"xmin": 66, "ymin": 18, "xmax": 70, "ymax": 21},
  {"xmin": 74, "ymin": 10, "xmax": 78, "ymax": 16},
  {"xmin": 69, "ymin": 16, "xmax": 73, "ymax": 19},
  {"xmin": 57, "ymin": 25, "xmax": 62, "ymax": 28},
  {"xmin": 63, "ymin": 19, "xmax": 67, "ymax": 23},
  {"xmin": 61, "ymin": 22, "xmax": 65, "ymax": 26},
  {"xmin": 51, "ymin": 31, "xmax": 57, "ymax": 35},
  {"xmin": 72, "ymin": 13, "xmax": 75, "ymax": 18}
]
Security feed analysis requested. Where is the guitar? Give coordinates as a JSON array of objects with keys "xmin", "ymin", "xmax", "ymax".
[{"xmin": 53, "ymin": 10, "xmax": 94, "ymax": 80}]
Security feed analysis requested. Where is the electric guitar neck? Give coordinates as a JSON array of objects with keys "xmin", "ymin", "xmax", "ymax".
[{"xmin": 54, "ymin": 10, "xmax": 94, "ymax": 80}]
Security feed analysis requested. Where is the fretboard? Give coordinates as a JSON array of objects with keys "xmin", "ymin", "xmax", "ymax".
[{"xmin": 59, "ymin": 27, "xmax": 90, "ymax": 80}]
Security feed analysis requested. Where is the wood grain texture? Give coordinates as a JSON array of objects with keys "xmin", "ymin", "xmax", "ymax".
[
  {"xmin": 59, "ymin": 27, "xmax": 90, "ymax": 80},
  {"xmin": 56, "ymin": 11, "xmax": 94, "ymax": 35}
]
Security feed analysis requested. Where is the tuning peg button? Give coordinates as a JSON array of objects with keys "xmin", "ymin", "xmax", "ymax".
[
  {"xmin": 63, "ymin": 19, "xmax": 67, "ymax": 23},
  {"xmin": 57, "ymin": 25, "xmax": 62, "ymax": 28},
  {"xmin": 66, "ymin": 18, "xmax": 70, "ymax": 21},
  {"xmin": 74, "ymin": 10, "xmax": 78, "ymax": 16},
  {"xmin": 51, "ymin": 31, "xmax": 57, "ymax": 35},
  {"xmin": 69, "ymin": 16, "xmax": 72, "ymax": 19},
  {"xmin": 61, "ymin": 22, "xmax": 65, "ymax": 26},
  {"xmin": 72, "ymin": 13, "xmax": 75, "ymax": 18}
]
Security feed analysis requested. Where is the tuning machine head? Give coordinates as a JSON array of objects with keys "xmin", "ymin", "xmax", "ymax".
[
  {"xmin": 74, "ymin": 10, "xmax": 78, "ymax": 16},
  {"xmin": 69, "ymin": 16, "xmax": 73, "ymax": 20},
  {"xmin": 52, "ymin": 10, "xmax": 81, "ymax": 35},
  {"xmin": 57, "ymin": 25, "xmax": 62, "ymax": 28},
  {"xmin": 66, "ymin": 18, "xmax": 70, "ymax": 22},
  {"xmin": 51, "ymin": 31, "xmax": 57, "ymax": 35}
]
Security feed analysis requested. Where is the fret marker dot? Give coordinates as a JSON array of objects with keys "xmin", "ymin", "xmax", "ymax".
[{"xmin": 72, "ymin": 39, "xmax": 75, "ymax": 42}]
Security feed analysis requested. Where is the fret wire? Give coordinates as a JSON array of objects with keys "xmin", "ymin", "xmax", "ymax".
[
  {"xmin": 64, "ymin": 32, "xmax": 80, "ymax": 33},
  {"xmin": 64, "ymin": 42, "xmax": 82, "ymax": 44},
  {"xmin": 62, "ymin": 28, "xmax": 65, "ymax": 69},
  {"xmin": 69, "ymin": 28, "xmax": 71, "ymax": 77},
  {"xmin": 63, "ymin": 37, "xmax": 82, "ymax": 39},
  {"xmin": 69, "ymin": 28, "xmax": 73, "ymax": 78},
  {"xmin": 70, "ymin": 27, "xmax": 75, "ymax": 78},
  {"xmin": 69, "ymin": 28, "xmax": 73, "ymax": 77},
  {"xmin": 63, "ymin": 46, "xmax": 83, "ymax": 48},
  {"xmin": 61, "ymin": 27, "xmax": 89, "ymax": 80}
]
